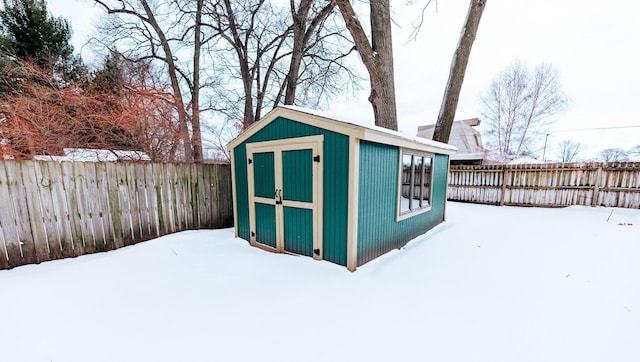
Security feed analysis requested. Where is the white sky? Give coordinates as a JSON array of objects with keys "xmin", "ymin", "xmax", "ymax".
[{"xmin": 49, "ymin": 0, "xmax": 640, "ymax": 159}]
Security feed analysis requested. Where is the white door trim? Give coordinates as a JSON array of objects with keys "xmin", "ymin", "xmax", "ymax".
[{"xmin": 246, "ymin": 135, "xmax": 324, "ymax": 260}]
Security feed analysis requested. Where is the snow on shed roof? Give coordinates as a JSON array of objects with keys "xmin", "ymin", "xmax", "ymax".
[{"xmin": 228, "ymin": 106, "xmax": 457, "ymax": 155}]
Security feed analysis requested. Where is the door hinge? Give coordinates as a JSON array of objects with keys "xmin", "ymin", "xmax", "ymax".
[
  {"xmin": 313, "ymin": 155, "xmax": 320, "ymax": 163},
  {"xmin": 248, "ymin": 158, "xmax": 252, "ymax": 164},
  {"xmin": 314, "ymin": 248, "xmax": 320, "ymax": 256}
]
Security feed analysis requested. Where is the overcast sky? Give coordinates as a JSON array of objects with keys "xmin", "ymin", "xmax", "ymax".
[{"xmin": 50, "ymin": 0, "xmax": 640, "ymax": 159}]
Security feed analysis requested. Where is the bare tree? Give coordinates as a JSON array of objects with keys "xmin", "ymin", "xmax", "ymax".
[
  {"xmin": 92, "ymin": 0, "xmax": 213, "ymax": 162},
  {"xmin": 432, "ymin": 0, "xmax": 486, "ymax": 143},
  {"xmin": 191, "ymin": 0, "xmax": 205, "ymax": 161},
  {"xmin": 283, "ymin": 0, "xmax": 335, "ymax": 105},
  {"xmin": 556, "ymin": 139, "xmax": 583, "ymax": 163},
  {"xmin": 336, "ymin": 0, "xmax": 397, "ymax": 130},
  {"xmin": 116, "ymin": 57, "xmax": 185, "ymax": 162},
  {"xmin": 203, "ymin": 118, "xmax": 242, "ymax": 163},
  {"xmin": 628, "ymin": 144, "xmax": 640, "ymax": 160},
  {"xmin": 481, "ymin": 61, "xmax": 568, "ymax": 160},
  {"xmin": 208, "ymin": 0, "xmax": 285, "ymax": 127},
  {"xmin": 210, "ymin": 0, "xmax": 355, "ymax": 128},
  {"xmin": 597, "ymin": 148, "xmax": 629, "ymax": 163}
]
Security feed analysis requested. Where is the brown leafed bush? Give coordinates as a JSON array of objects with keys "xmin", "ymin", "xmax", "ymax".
[{"xmin": 0, "ymin": 58, "xmax": 181, "ymax": 161}]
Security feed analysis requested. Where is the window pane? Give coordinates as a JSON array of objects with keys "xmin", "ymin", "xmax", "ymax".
[
  {"xmin": 400, "ymin": 153, "xmax": 412, "ymax": 213},
  {"xmin": 418, "ymin": 157, "xmax": 426, "ymax": 207},
  {"xmin": 423, "ymin": 157, "xmax": 432, "ymax": 206},
  {"xmin": 412, "ymin": 156, "xmax": 423, "ymax": 208},
  {"xmin": 398, "ymin": 152, "xmax": 434, "ymax": 216}
]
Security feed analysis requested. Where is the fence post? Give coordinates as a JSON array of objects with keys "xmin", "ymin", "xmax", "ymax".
[
  {"xmin": 592, "ymin": 164, "xmax": 602, "ymax": 207},
  {"xmin": 500, "ymin": 166, "xmax": 508, "ymax": 206}
]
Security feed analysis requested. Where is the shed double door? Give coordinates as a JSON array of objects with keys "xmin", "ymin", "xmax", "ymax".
[{"xmin": 246, "ymin": 136, "xmax": 323, "ymax": 260}]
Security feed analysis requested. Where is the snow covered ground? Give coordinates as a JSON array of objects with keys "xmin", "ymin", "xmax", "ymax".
[{"xmin": 1, "ymin": 202, "xmax": 639, "ymax": 362}]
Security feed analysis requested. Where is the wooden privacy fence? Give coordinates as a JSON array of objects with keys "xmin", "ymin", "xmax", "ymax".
[
  {"xmin": 448, "ymin": 162, "xmax": 640, "ymax": 208},
  {"xmin": 0, "ymin": 160, "xmax": 233, "ymax": 269}
]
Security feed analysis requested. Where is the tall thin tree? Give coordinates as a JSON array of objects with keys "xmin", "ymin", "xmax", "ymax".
[{"xmin": 432, "ymin": 0, "xmax": 486, "ymax": 143}]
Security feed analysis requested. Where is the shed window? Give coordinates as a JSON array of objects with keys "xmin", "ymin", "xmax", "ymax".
[{"xmin": 398, "ymin": 151, "xmax": 432, "ymax": 218}]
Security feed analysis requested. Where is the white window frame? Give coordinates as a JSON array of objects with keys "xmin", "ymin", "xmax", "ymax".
[{"xmin": 396, "ymin": 149, "xmax": 433, "ymax": 221}]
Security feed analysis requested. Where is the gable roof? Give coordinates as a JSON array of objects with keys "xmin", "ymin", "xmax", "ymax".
[
  {"xmin": 417, "ymin": 118, "xmax": 485, "ymax": 155},
  {"xmin": 227, "ymin": 106, "xmax": 457, "ymax": 155}
]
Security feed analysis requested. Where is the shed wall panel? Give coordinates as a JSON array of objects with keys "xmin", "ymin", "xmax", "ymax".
[
  {"xmin": 232, "ymin": 117, "xmax": 349, "ymax": 266},
  {"xmin": 233, "ymin": 145, "xmax": 250, "ymax": 241},
  {"xmin": 283, "ymin": 206, "xmax": 313, "ymax": 256},
  {"xmin": 282, "ymin": 149, "xmax": 313, "ymax": 203},
  {"xmin": 252, "ymin": 152, "xmax": 275, "ymax": 199},
  {"xmin": 357, "ymin": 141, "xmax": 448, "ymax": 266},
  {"xmin": 255, "ymin": 203, "xmax": 277, "ymax": 248}
]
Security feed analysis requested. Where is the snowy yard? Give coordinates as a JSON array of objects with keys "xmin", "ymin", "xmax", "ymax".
[{"xmin": 1, "ymin": 202, "xmax": 639, "ymax": 362}]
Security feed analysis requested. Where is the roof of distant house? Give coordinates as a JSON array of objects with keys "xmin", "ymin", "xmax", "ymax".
[
  {"xmin": 34, "ymin": 148, "xmax": 150, "ymax": 162},
  {"xmin": 417, "ymin": 118, "xmax": 485, "ymax": 155}
]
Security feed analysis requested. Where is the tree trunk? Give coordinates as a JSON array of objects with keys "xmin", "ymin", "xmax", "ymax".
[
  {"xmin": 369, "ymin": 0, "xmax": 397, "ymax": 131},
  {"xmin": 139, "ymin": 0, "xmax": 193, "ymax": 161},
  {"xmin": 284, "ymin": 0, "xmax": 335, "ymax": 106},
  {"xmin": 222, "ymin": 0, "xmax": 255, "ymax": 128},
  {"xmin": 432, "ymin": 0, "xmax": 486, "ymax": 143},
  {"xmin": 191, "ymin": 0, "xmax": 204, "ymax": 163},
  {"xmin": 283, "ymin": 0, "xmax": 312, "ymax": 105},
  {"xmin": 336, "ymin": 0, "xmax": 397, "ymax": 130}
]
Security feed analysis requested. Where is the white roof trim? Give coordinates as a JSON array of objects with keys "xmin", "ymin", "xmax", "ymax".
[
  {"xmin": 227, "ymin": 106, "xmax": 457, "ymax": 155},
  {"xmin": 451, "ymin": 152, "xmax": 486, "ymax": 161}
]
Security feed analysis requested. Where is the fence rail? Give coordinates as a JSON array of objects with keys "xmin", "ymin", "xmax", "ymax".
[
  {"xmin": 0, "ymin": 160, "xmax": 233, "ymax": 269},
  {"xmin": 448, "ymin": 162, "xmax": 640, "ymax": 208}
]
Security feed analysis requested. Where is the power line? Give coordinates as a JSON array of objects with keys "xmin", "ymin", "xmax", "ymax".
[{"xmin": 549, "ymin": 125, "xmax": 640, "ymax": 133}]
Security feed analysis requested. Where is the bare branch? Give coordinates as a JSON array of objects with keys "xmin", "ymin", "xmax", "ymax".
[{"xmin": 481, "ymin": 61, "xmax": 568, "ymax": 161}]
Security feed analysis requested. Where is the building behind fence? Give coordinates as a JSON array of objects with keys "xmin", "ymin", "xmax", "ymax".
[
  {"xmin": 0, "ymin": 160, "xmax": 233, "ymax": 269},
  {"xmin": 448, "ymin": 162, "xmax": 640, "ymax": 208}
]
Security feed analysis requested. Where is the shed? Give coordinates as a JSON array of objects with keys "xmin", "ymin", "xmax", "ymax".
[{"xmin": 227, "ymin": 107, "xmax": 456, "ymax": 271}]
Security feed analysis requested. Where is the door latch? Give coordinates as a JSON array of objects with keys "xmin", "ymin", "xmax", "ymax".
[{"xmin": 275, "ymin": 189, "xmax": 282, "ymax": 204}]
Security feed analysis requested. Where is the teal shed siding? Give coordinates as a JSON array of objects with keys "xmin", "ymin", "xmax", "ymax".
[
  {"xmin": 357, "ymin": 141, "xmax": 449, "ymax": 266},
  {"xmin": 254, "ymin": 203, "xmax": 277, "ymax": 248},
  {"xmin": 232, "ymin": 116, "xmax": 350, "ymax": 266},
  {"xmin": 282, "ymin": 149, "xmax": 313, "ymax": 202},
  {"xmin": 253, "ymin": 152, "xmax": 275, "ymax": 198},
  {"xmin": 283, "ymin": 206, "xmax": 314, "ymax": 256}
]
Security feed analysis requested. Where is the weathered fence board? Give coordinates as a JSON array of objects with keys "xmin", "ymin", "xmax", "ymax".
[
  {"xmin": 449, "ymin": 162, "xmax": 640, "ymax": 208},
  {"xmin": 0, "ymin": 161, "xmax": 233, "ymax": 269},
  {"xmin": 5, "ymin": 161, "xmax": 37, "ymax": 264},
  {"xmin": 73, "ymin": 161, "xmax": 96, "ymax": 253},
  {"xmin": 36, "ymin": 163, "xmax": 62, "ymax": 259},
  {"xmin": 0, "ymin": 163, "xmax": 18, "ymax": 268},
  {"xmin": 142, "ymin": 164, "xmax": 158, "ymax": 238}
]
